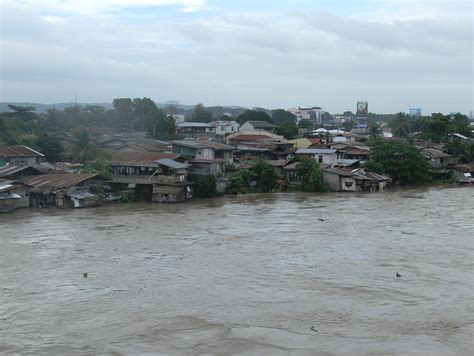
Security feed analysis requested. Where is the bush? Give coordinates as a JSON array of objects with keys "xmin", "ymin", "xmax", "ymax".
[
  {"xmin": 194, "ymin": 175, "xmax": 218, "ymax": 198},
  {"xmin": 296, "ymin": 157, "xmax": 328, "ymax": 192}
]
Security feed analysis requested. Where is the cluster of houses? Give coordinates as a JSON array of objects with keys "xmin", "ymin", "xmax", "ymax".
[{"xmin": 0, "ymin": 119, "xmax": 472, "ymax": 212}]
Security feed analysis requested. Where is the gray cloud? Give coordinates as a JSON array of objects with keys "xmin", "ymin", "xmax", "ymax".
[{"xmin": 0, "ymin": 0, "xmax": 472, "ymax": 114}]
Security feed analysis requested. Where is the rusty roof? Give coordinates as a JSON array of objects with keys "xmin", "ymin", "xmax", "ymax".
[
  {"xmin": 0, "ymin": 145, "xmax": 44, "ymax": 158},
  {"xmin": 108, "ymin": 151, "xmax": 178, "ymax": 167},
  {"xmin": 0, "ymin": 165, "xmax": 42, "ymax": 178},
  {"xmin": 21, "ymin": 173, "xmax": 99, "ymax": 192},
  {"xmin": 229, "ymin": 134, "xmax": 273, "ymax": 142},
  {"xmin": 172, "ymin": 139, "xmax": 235, "ymax": 151}
]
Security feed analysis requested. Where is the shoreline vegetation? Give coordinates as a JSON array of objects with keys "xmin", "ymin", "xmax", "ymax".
[{"xmin": 0, "ymin": 100, "xmax": 472, "ymax": 211}]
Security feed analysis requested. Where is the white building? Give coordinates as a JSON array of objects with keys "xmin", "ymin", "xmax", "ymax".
[
  {"xmin": 295, "ymin": 148, "xmax": 338, "ymax": 165},
  {"xmin": 210, "ymin": 121, "xmax": 240, "ymax": 136},
  {"xmin": 288, "ymin": 106, "xmax": 325, "ymax": 124}
]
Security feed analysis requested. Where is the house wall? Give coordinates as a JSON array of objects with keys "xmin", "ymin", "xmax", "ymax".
[
  {"xmin": 196, "ymin": 148, "xmax": 215, "ymax": 160},
  {"xmin": 241, "ymin": 122, "xmax": 266, "ymax": 131},
  {"xmin": 10, "ymin": 185, "xmax": 30, "ymax": 208},
  {"xmin": 341, "ymin": 177, "xmax": 357, "ymax": 191},
  {"xmin": 313, "ymin": 153, "xmax": 337, "ymax": 165},
  {"xmin": 174, "ymin": 145, "xmax": 198, "ymax": 158},
  {"xmin": 215, "ymin": 123, "xmax": 240, "ymax": 136},
  {"xmin": 152, "ymin": 184, "xmax": 191, "ymax": 203},
  {"xmin": 323, "ymin": 171, "xmax": 342, "ymax": 191},
  {"xmin": 7, "ymin": 157, "xmax": 40, "ymax": 166}
]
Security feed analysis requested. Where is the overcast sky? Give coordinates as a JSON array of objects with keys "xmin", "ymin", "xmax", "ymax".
[{"xmin": 1, "ymin": 0, "xmax": 472, "ymax": 114}]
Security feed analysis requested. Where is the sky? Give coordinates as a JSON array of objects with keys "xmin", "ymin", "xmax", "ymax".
[{"xmin": 0, "ymin": 0, "xmax": 473, "ymax": 114}]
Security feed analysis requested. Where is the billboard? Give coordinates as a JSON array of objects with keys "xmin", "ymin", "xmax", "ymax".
[
  {"xmin": 356, "ymin": 101, "xmax": 368, "ymax": 117},
  {"xmin": 409, "ymin": 108, "xmax": 422, "ymax": 117}
]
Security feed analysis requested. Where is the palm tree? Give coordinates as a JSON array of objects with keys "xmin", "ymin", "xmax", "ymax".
[
  {"xmin": 70, "ymin": 128, "xmax": 97, "ymax": 163},
  {"xmin": 369, "ymin": 122, "xmax": 383, "ymax": 140},
  {"xmin": 390, "ymin": 112, "xmax": 410, "ymax": 138}
]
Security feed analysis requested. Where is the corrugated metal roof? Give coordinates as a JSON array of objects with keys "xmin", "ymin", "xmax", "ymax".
[
  {"xmin": 210, "ymin": 121, "xmax": 239, "ymax": 127},
  {"xmin": 172, "ymin": 139, "xmax": 234, "ymax": 151},
  {"xmin": 66, "ymin": 191, "xmax": 96, "ymax": 199},
  {"xmin": 108, "ymin": 152, "xmax": 178, "ymax": 167},
  {"xmin": 324, "ymin": 167, "xmax": 354, "ymax": 177},
  {"xmin": 333, "ymin": 159, "xmax": 360, "ymax": 166},
  {"xmin": 230, "ymin": 134, "xmax": 272, "ymax": 142},
  {"xmin": 296, "ymin": 148, "xmax": 337, "ymax": 154},
  {"xmin": 0, "ymin": 193, "xmax": 21, "ymax": 200},
  {"xmin": 156, "ymin": 158, "xmax": 188, "ymax": 170},
  {"xmin": 0, "ymin": 183, "xmax": 14, "ymax": 192},
  {"xmin": 20, "ymin": 173, "xmax": 99, "ymax": 192},
  {"xmin": 0, "ymin": 145, "xmax": 44, "ymax": 158},
  {"xmin": 0, "ymin": 165, "xmax": 42, "ymax": 177},
  {"xmin": 177, "ymin": 122, "xmax": 212, "ymax": 128}
]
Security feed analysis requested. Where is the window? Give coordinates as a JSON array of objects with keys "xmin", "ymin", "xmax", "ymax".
[{"xmin": 318, "ymin": 155, "xmax": 323, "ymax": 163}]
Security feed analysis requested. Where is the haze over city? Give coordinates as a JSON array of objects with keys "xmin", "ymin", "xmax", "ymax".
[{"xmin": 1, "ymin": 0, "xmax": 473, "ymax": 113}]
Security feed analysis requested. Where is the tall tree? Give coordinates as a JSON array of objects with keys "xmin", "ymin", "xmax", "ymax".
[
  {"xmin": 7, "ymin": 105, "xmax": 37, "ymax": 122},
  {"xmin": 113, "ymin": 98, "xmax": 134, "ymax": 129},
  {"xmin": 366, "ymin": 141, "xmax": 430, "ymax": 184},
  {"xmin": 189, "ymin": 103, "xmax": 213, "ymax": 123},
  {"xmin": 296, "ymin": 157, "xmax": 328, "ymax": 192},
  {"xmin": 33, "ymin": 134, "xmax": 64, "ymax": 162},
  {"xmin": 390, "ymin": 112, "xmax": 411, "ymax": 138},
  {"xmin": 69, "ymin": 128, "xmax": 97, "ymax": 163},
  {"xmin": 271, "ymin": 109, "xmax": 296, "ymax": 125},
  {"xmin": 236, "ymin": 110, "xmax": 273, "ymax": 124}
]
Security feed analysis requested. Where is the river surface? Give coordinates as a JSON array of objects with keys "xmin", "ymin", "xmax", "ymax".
[{"xmin": 0, "ymin": 186, "xmax": 473, "ymax": 355}]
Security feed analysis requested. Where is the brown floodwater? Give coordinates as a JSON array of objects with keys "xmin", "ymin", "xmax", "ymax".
[{"xmin": 0, "ymin": 186, "xmax": 473, "ymax": 355}]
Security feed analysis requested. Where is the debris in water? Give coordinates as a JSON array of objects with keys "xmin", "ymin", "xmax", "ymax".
[
  {"xmin": 396, "ymin": 272, "xmax": 402, "ymax": 278},
  {"xmin": 311, "ymin": 326, "xmax": 318, "ymax": 332},
  {"xmin": 83, "ymin": 272, "xmax": 88, "ymax": 278}
]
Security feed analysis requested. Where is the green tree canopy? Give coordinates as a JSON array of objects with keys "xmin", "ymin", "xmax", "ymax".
[
  {"xmin": 69, "ymin": 128, "xmax": 98, "ymax": 163},
  {"xmin": 366, "ymin": 141, "xmax": 430, "ymax": 184},
  {"xmin": 189, "ymin": 103, "xmax": 213, "ymax": 123},
  {"xmin": 296, "ymin": 157, "xmax": 328, "ymax": 192},
  {"xmin": 389, "ymin": 112, "xmax": 411, "ymax": 138},
  {"xmin": 249, "ymin": 160, "xmax": 278, "ymax": 192},
  {"xmin": 236, "ymin": 110, "xmax": 273, "ymax": 124},
  {"xmin": 271, "ymin": 109, "xmax": 296, "ymax": 125},
  {"xmin": 33, "ymin": 134, "xmax": 64, "ymax": 163},
  {"xmin": 276, "ymin": 122, "xmax": 299, "ymax": 140},
  {"xmin": 194, "ymin": 175, "xmax": 218, "ymax": 197}
]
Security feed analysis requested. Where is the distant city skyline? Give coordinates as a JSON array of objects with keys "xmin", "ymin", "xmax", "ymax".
[{"xmin": 1, "ymin": 0, "xmax": 472, "ymax": 114}]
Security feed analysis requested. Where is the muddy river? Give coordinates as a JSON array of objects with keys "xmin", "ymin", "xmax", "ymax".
[{"xmin": 1, "ymin": 186, "xmax": 473, "ymax": 354}]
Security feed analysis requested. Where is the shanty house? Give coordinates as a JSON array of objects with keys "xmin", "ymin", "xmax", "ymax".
[
  {"xmin": 108, "ymin": 151, "xmax": 192, "ymax": 203},
  {"xmin": 0, "ymin": 145, "xmax": 44, "ymax": 167},
  {"xmin": 176, "ymin": 122, "xmax": 216, "ymax": 138},
  {"xmin": 20, "ymin": 173, "xmax": 103, "ymax": 208},
  {"xmin": 323, "ymin": 167, "xmax": 391, "ymax": 192}
]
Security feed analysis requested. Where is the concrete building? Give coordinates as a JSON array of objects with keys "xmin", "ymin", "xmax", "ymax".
[
  {"xmin": 288, "ymin": 107, "xmax": 324, "ymax": 124},
  {"xmin": 210, "ymin": 121, "xmax": 240, "ymax": 136},
  {"xmin": 295, "ymin": 148, "xmax": 339, "ymax": 165}
]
